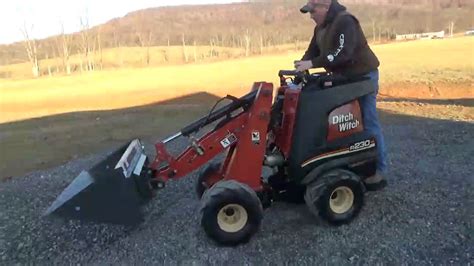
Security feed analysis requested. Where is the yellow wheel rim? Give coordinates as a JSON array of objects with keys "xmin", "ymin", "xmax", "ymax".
[
  {"xmin": 329, "ymin": 186, "xmax": 354, "ymax": 214},
  {"xmin": 217, "ymin": 204, "xmax": 248, "ymax": 233}
]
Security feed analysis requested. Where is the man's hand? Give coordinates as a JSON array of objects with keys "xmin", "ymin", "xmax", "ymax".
[{"xmin": 294, "ymin": 60, "xmax": 313, "ymax": 72}]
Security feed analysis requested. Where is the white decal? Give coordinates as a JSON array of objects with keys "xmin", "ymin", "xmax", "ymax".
[
  {"xmin": 220, "ymin": 134, "xmax": 237, "ymax": 148},
  {"xmin": 350, "ymin": 140, "xmax": 372, "ymax": 151},
  {"xmin": 328, "ymin": 34, "xmax": 345, "ymax": 63},
  {"xmin": 331, "ymin": 112, "xmax": 360, "ymax": 132},
  {"xmin": 334, "ymin": 34, "xmax": 345, "ymax": 56},
  {"xmin": 251, "ymin": 131, "xmax": 260, "ymax": 144},
  {"xmin": 301, "ymin": 140, "xmax": 375, "ymax": 167}
]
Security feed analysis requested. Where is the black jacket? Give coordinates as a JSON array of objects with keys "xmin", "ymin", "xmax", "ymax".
[{"xmin": 302, "ymin": 1, "xmax": 380, "ymax": 77}]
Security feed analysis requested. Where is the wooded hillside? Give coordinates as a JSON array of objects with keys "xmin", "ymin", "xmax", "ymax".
[{"xmin": 0, "ymin": 0, "xmax": 472, "ymax": 72}]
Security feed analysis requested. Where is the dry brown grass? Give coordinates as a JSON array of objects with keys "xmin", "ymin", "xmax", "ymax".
[
  {"xmin": 0, "ymin": 51, "xmax": 297, "ymax": 123},
  {"xmin": 373, "ymin": 36, "xmax": 474, "ymax": 85},
  {"xmin": 1, "ymin": 37, "xmax": 473, "ymax": 124},
  {"xmin": 0, "ymin": 44, "xmax": 307, "ymax": 79}
]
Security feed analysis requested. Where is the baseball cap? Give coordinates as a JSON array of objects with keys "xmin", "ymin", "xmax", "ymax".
[{"xmin": 300, "ymin": 0, "xmax": 332, "ymax": 13}]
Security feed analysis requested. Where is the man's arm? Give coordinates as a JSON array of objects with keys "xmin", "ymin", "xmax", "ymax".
[
  {"xmin": 301, "ymin": 27, "xmax": 320, "ymax": 60},
  {"xmin": 310, "ymin": 16, "xmax": 358, "ymax": 69}
]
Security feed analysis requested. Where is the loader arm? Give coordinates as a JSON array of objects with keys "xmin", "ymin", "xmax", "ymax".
[
  {"xmin": 151, "ymin": 111, "xmax": 248, "ymax": 181},
  {"xmin": 149, "ymin": 82, "xmax": 274, "ymax": 190}
]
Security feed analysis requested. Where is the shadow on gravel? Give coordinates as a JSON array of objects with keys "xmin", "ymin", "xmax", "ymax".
[
  {"xmin": 1, "ymin": 96, "xmax": 473, "ymax": 265},
  {"xmin": 0, "ymin": 92, "xmax": 222, "ymax": 180}
]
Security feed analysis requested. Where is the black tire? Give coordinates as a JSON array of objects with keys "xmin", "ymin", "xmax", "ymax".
[
  {"xmin": 304, "ymin": 169, "xmax": 364, "ymax": 225},
  {"xmin": 200, "ymin": 180, "xmax": 263, "ymax": 246},
  {"xmin": 196, "ymin": 162, "xmax": 221, "ymax": 198}
]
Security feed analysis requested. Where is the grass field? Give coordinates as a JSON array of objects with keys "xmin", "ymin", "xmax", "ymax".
[
  {"xmin": 0, "ymin": 44, "xmax": 307, "ymax": 79},
  {"xmin": 0, "ymin": 37, "xmax": 473, "ymax": 179},
  {"xmin": 1, "ymin": 37, "xmax": 473, "ymax": 124}
]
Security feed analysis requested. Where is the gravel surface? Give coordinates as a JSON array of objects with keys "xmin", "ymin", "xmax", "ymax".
[{"xmin": 1, "ymin": 100, "xmax": 473, "ymax": 265}]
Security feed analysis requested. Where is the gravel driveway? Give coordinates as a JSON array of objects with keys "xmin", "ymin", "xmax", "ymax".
[{"xmin": 1, "ymin": 100, "xmax": 473, "ymax": 265}]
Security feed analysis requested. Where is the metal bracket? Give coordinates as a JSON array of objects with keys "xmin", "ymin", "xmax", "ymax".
[{"xmin": 115, "ymin": 139, "xmax": 147, "ymax": 178}]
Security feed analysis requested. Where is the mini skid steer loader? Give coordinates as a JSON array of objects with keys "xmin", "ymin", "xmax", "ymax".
[{"xmin": 46, "ymin": 70, "xmax": 379, "ymax": 246}]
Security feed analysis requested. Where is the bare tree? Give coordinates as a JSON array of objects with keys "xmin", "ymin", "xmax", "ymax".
[
  {"xmin": 372, "ymin": 20, "xmax": 377, "ymax": 43},
  {"xmin": 45, "ymin": 53, "xmax": 52, "ymax": 77},
  {"xmin": 182, "ymin": 33, "xmax": 188, "ymax": 63},
  {"xmin": 79, "ymin": 15, "xmax": 94, "ymax": 71},
  {"xmin": 449, "ymin": 21, "xmax": 455, "ymax": 37},
  {"xmin": 209, "ymin": 37, "xmax": 217, "ymax": 58},
  {"xmin": 135, "ymin": 12, "xmax": 154, "ymax": 66},
  {"xmin": 231, "ymin": 33, "xmax": 236, "ymax": 48},
  {"xmin": 97, "ymin": 26, "xmax": 103, "ymax": 70},
  {"xmin": 378, "ymin": 25, "xmax": 382, "ymax": 42},
  {"xmin": 53, "ymin": 50, "xmax": 60, "ymax": 73},
  {"xmin": 193, "ymin": 40, "xmax": 197, "ymax": 63},
  {"xmin": 138, "ymin": 30, "xmax": 153, "ymax": 66},
  {"xmin": 112, "ymin": 30, "xmax": 124, "ymax": 67},
  {"xmin": 55, "ymin": 22, "xmax": 71, "ymax": 75},
  {"xmin": 244, "ymin": 29, "xmax": 251, "ymax": 57},
  {"xmin": 20, "ymin": 22, "xmax": 40, "ymax": 78}
]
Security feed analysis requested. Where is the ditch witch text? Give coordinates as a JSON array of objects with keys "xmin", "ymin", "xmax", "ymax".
[{"xmin": 332, "ymin": 112, "xmax": 360, "ymax": 132}]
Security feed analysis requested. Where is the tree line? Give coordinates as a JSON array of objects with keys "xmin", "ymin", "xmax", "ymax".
[{"xmin": 1, "ymin": 0, "xmax": 472, "ymax": 78}]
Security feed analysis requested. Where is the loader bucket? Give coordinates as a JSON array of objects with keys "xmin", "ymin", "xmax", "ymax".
[{"xmin": 45, "ymin": 139, "xmax": 153, "ymax": 226}]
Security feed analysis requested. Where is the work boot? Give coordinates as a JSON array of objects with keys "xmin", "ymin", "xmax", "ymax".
[{"xmin": 364, "ymin": 171, "xmax": 387, "ymax": 191}]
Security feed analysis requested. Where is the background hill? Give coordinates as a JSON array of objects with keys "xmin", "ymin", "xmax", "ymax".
[{"xmin": 0, "ymin": 0, "xmax": 472, "ymax": 75}]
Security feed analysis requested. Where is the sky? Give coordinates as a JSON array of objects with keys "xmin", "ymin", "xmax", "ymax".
[{"xmin": 0, "ymin": 0, "xmax": 244, "ymax": 45}]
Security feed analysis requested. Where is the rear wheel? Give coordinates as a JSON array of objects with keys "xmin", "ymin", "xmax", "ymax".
[
  {"xmin": 304, "ymin": 169, "xmax": 364, "ymax": 225},
  {"xmin": 200, "ymin": 180, "xmax": 263, "ymax": 246}
]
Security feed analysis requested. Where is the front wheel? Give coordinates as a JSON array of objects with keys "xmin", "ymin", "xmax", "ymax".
[
  {"xmin": 200, "ymin": 180, "xmax": 263, "ymax": 246},
  {"xmin": 304, "ymin": 169, "xmax": 364, "ymax": 225}
]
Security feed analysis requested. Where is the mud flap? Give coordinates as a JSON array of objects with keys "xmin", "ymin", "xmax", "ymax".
[{"xmin": 45, "ymin": 139, "xmax": 153, "ymax": 226}]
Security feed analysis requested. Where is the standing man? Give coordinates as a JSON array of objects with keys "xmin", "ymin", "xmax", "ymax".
[{"xmin": 295, "ymin": 0, "xmax": 388, "ymax": 191}]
